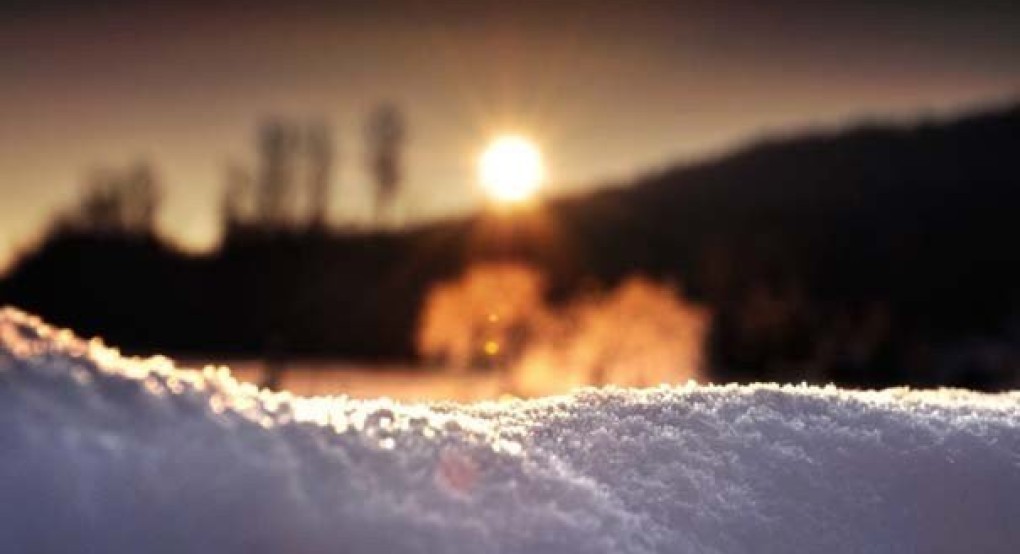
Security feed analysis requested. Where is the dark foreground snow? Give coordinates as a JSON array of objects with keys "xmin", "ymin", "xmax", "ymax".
[{"xmin": 1, "ymin": 308, "xmax": 1018, "ymax": 553}]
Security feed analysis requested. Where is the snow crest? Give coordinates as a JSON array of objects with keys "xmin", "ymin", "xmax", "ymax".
[{"xmin": 1, "ymin": 307, "xmax": 1018, "ymax": 553}]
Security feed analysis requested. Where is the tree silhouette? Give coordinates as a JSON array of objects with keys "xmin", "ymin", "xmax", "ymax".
[
  {"xmin": 63, "ymin": 162, "xmax": 159, "ymax": 235},
  {"xmin": 365, "ymin": 104, "xmax": 406, "ymax": 224},
  {"xmin": 229, "ymin": 119, "xmax": 335, "ymax": 234},
  {"xmin": 222, "ymin": 162, "xmax": 253, "ymax": 231},
  {"xmin": 256, "ymin": 120, "xmax": 299, "ymax": 229},
  {"xmin": 306, "ymin": 121, "xmax": 333, "ymax": 230}
]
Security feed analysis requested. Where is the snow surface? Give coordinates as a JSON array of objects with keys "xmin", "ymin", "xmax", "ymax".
[{"xmin": 1, "ymin": 307, "xmax": 1019, "ymax": 554}]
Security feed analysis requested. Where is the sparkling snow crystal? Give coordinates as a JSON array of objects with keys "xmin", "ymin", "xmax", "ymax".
[{"xmin": 1, "ymin": 307, "xmax": 1018, "ymax": 553}]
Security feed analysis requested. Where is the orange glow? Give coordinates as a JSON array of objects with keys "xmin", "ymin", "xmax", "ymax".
[
  {"xmin": 417, "ymin": 263, "xmax": 711, "ymax": 397},
  {"xmin": 416, "ymin": 263, "xmax": 549, "ymax": 371}
]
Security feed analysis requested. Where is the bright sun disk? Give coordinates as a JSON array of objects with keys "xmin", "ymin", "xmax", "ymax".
[{"xmin": 478, "ymin": 135, "xmax": 544, "ymax": 203}]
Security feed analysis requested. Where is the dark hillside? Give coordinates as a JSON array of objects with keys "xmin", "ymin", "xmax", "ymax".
[{"xmin": 3, "ymin": 104, "xmax": 1018, "ymax": 388}]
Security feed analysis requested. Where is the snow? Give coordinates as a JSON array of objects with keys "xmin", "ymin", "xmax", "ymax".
[{"xmin": 1, "ymin": 307, "xmax": 1019, "ymax": 553}]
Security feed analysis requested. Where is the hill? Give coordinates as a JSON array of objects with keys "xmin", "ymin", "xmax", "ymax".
[{"xmin": 2, "ymin": 103, "xmax": 1018, "ymax": 388}]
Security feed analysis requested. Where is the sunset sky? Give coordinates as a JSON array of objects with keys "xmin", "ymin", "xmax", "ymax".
[{"xmin": 2, "ymin": 0, "xmax": 1018, "ymax": 267}]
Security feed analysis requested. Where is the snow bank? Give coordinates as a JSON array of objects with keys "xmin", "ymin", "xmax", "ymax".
[{"xmin": 1, "ymin": 307, "xmax": 1018, "ymax": 553}]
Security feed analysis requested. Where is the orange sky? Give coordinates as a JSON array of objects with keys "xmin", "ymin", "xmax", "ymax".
[{"xmin": 2, "ymin": 1, "xmax": 1019, "ymax": 268}]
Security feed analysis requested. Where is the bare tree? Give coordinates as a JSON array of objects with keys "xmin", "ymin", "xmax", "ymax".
[
  {"xmin": 222, "ymin": 162, "xmax": 254, "ymax": 230},
  {"xmin": 365, "ymin": 104, "xmax": 406, "ymax": 224},
  {"xmin": 256, "ymin": 120, "xmax": 299, "ymax": 229},
  {"xmin": 123, "ymin": 162, "xmax": 158, "ymax": 232},
  {"xmin": 65, "ymin": 162, "xmax": 160, "ymax": 235},
  {"xmin": 306, "ymin": 121, "xmax": 333, "ymax": 230}
]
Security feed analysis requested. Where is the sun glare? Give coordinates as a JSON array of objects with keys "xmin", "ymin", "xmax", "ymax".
[{"xmin": 478, "ymin": 135, "xmax": 544, "ymax": 203}]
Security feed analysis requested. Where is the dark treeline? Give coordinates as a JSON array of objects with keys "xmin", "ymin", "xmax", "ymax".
[{"xmin": 2, "ymin": 103, "xmax": 1018, "ymax": 389}]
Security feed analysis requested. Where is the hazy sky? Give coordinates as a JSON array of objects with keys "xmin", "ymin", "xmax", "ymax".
[{"xmin": 2, "ymin": 0, "xmax": 1019, "ymax": 267}]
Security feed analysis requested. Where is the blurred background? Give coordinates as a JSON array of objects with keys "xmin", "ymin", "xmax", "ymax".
[{"xmin": 1, "ymin": 0, "xmax": 1018, "ymax": 399}]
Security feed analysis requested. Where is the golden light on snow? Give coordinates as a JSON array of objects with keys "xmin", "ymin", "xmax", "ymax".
[{"xmin": 478, "ymin": 135, "xmax": 544, "ymax": 203}]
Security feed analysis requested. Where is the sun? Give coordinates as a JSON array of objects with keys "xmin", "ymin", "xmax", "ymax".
[{"xmin": 478, "ymin": 135, "xmax": 544, "ymax": 203}]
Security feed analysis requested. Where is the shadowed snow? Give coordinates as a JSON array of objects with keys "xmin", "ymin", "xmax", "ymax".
[{"xmin": 1, "ymin": 307, "xmax": 1018, "ymax": 553}]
